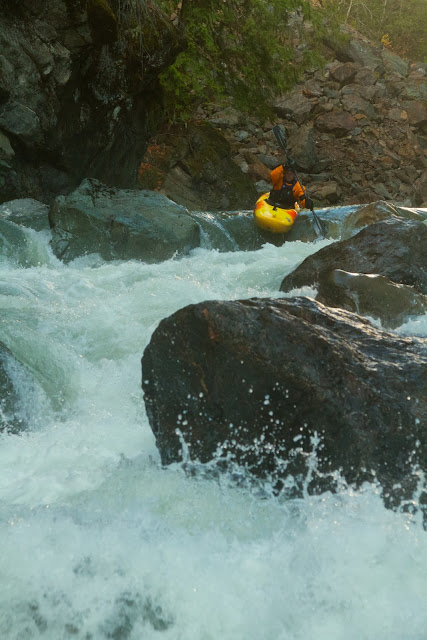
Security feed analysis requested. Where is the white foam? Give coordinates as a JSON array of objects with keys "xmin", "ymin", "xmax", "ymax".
[{"xmin": 0, "ymin": 233, "xmax": 425, "ymax": 638}]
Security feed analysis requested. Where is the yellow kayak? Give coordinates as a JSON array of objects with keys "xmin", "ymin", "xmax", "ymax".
[{"xmin": 254, "ymin": 193, "xmax": 298, "ymax": 233}]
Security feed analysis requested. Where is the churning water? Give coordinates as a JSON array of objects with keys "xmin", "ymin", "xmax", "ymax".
[{"xmin": 1, "ymin": 219, "xmax": 426, "ymax": 639}]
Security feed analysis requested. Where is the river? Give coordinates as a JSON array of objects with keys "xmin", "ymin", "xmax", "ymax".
[{"xmin": 0, "ymin": 213, "xmax": 426, "ymax": 639}]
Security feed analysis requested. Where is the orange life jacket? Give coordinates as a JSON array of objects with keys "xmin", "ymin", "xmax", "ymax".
[{"xmin": 270, "ymin": 165, "xmax": 306, "ymax": 208}]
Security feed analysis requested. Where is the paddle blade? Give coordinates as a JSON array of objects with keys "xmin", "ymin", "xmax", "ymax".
[
  {"xmin": 312, "ymin": 210, "xmax": 325, "ymax": 238},
  {"xmin": 272, "ymin": 124, "xmax": 287, "ymax": 151}
]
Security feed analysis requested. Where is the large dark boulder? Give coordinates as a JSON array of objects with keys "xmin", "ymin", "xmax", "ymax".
[
  {"xmin": 280, "ymin": 218, "xmax": 427, "ymax": 295},
  {"xmin": 141, "ymin": 297, "xmax": 426, "ymax": 507},
  {"xmin": 49, "ymin": 178, "xmax": 201, "ymax": 263}
]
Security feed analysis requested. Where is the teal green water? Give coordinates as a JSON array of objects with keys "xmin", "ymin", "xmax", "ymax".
[{"xmin": 0, "ymin": 218, "xmax": 426, "ymax": 639}]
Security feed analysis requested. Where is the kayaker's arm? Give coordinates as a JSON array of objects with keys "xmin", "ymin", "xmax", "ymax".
[
  {"xmin": 270, "ymin": 165, "xmax": 284, "ymax": 189},
  {"xmin": 293, "ymin": 181, "xmax": 310, "ymax": 207}
]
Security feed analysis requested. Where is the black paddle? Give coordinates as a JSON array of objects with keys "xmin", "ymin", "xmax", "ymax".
[{"xmin": 272, "ymin": 124, "xmax": 325, "ymax": 238}]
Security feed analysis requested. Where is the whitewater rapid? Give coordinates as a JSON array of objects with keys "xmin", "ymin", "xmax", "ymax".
[{"xmin": 1, "ymin": 222, "xmax": 426, "ymax": 639}]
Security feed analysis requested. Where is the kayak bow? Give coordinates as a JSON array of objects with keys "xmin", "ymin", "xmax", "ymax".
[{"xmin": 254, "ymin": 193, "xmax": 298, "ymax": 233}]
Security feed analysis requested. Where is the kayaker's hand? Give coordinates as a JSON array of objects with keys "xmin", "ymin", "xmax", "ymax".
[{"xmin": 305, "ymin": 197, "xmax": 314, "ymax": 210}]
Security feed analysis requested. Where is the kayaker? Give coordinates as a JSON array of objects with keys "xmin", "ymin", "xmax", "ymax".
[{"xmin": 268, "ymin": 165, "xmax": 314, "ymax": 210}]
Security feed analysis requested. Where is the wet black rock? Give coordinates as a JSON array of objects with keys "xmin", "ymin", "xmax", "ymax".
[
  {"xmin": 141, "ymin": 296, "xmax": 426, "ymax": 507},
  {"xmin": 280, "ymin": 217, "xmax": 427, "ymax": 295}
]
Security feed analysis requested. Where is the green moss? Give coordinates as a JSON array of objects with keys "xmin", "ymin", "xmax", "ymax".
[
  {"xmin": 138, "ymin": 162, "xmax": 164, "ymax": 190},
  {"xmin": 159, "ymin": 0, "xmax": 333, "ymax": 122}
]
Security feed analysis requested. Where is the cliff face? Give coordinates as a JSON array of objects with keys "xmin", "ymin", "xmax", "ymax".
[
  {"xmin": 139, "ymin": 29, "xmax": 427, "ymax": 209},
  {"xmin": 0, "ymin": 0, "xmax": 184, "ymax": 203},
  {"xmin": 1, "ymin": 2, "xmax": 426, "ymax": 209}
]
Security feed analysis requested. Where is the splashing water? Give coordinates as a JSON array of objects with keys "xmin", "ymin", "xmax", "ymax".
[{"xmin": 0, "ymin": 222, "xmax": 426, "ymax": 639}]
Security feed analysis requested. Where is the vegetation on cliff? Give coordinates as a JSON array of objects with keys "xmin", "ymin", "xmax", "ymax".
[
  {"xmin": 324, "ymin": 0, "xmax": 427, "ymax": 62},
  {"xmin": 102, "ymin": 0, "xmax": 425, "ymax": 123},
  {"xmin": 159, "ymin": 0, "xmax": 339, "ymax": 120},
  {"xmin": 156, "ymin": 0, "xmax": 426, "ymax": 121}
]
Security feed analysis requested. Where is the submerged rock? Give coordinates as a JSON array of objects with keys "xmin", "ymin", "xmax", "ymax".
[
  {"xmin": 0, "ymin": 342, "xmax": 28, "ymax": 433},
  {"xmin": 49, "ymin": 178, "xmax": 200, "ymax": 263},
  {"xmin": 187, "ymin": 209, "xmax": 328, "ymax": 251},
  {"xmin": 141, "ymin": 297, "xmax": 426, "ymax": 507}
]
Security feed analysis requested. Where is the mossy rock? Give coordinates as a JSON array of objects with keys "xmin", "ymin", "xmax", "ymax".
[
  {"xmin": 87, "ymin": 0, "xmax": 118, "ymax": 45},
  {"xmin": 139, "ymin": 122, "xmax": 258, "ymax": 211},
  {"xmin": 138, "ymin": 162, "xmax": 164, "ymax": 191}
]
